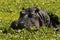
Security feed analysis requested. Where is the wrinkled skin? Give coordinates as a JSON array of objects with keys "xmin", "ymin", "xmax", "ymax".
[{"xmin": 37, "ymin": 9, "xmax": 53, "ymax": 27}]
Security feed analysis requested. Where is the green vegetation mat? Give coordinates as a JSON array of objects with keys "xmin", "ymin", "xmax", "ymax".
[{"xmin": 0, "ymin": 0, "xmax": 60, "ymax": 40}]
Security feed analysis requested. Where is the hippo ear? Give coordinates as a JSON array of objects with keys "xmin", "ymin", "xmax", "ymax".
[
  {"xmin": 22, "ymin": 8, "xmax": 26, "ymax": 10},
  {"xmin": 35, "ymin": 8, "xmax": 39, "ymax": 13}
]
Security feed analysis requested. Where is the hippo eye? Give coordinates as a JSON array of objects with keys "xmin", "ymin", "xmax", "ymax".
[
  {"xmin": 22, "ymin": 12, "xmax": 25, "ymax": 14},
  {"xmin": 21, "ymin": 10, "xmax": 26, "ymax": 14},
  {"xmin": 20, "ymin": 11, "xmax": 26, "ymax": 18}
]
